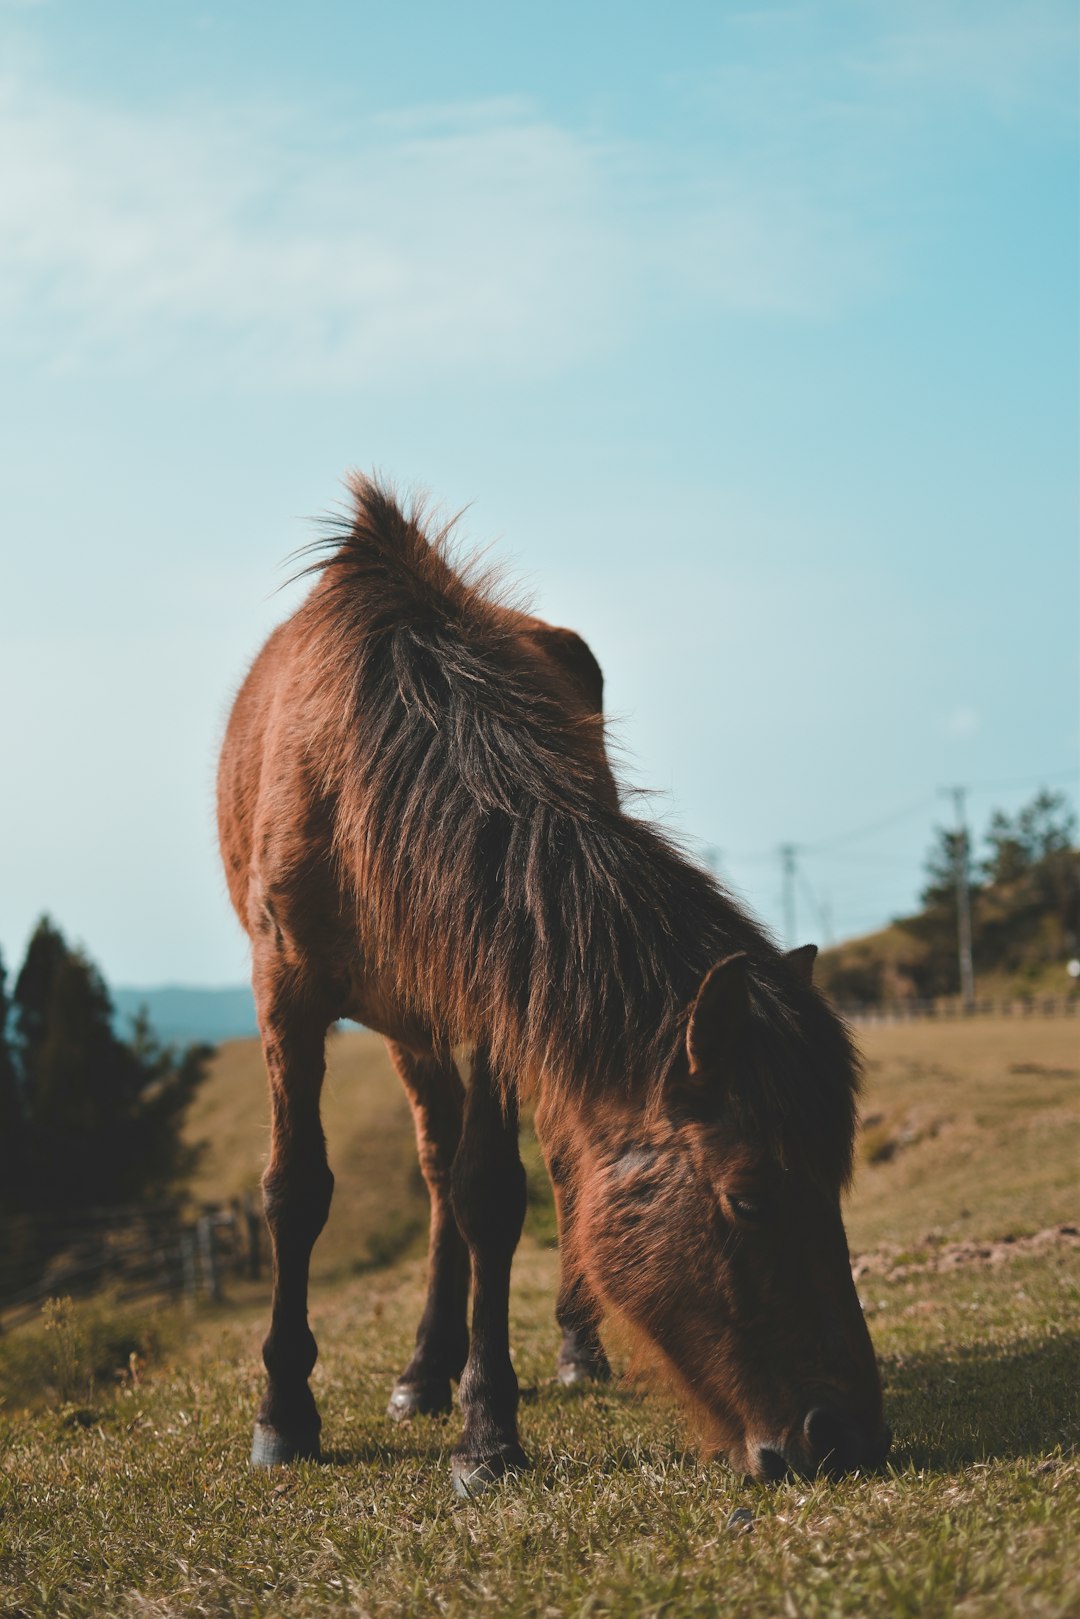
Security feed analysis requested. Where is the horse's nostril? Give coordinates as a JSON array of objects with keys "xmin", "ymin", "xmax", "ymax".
[
  {"xmin": 804, "ymin": 1406, "xmax": 844, "ymax": 1458},
  {"xmin": 803, "ymin": 1406, "xmax": 861, "ymax": 1475},
  {"xmin": 755, "ymin": 1446, "xmax": 791, "ymax": 1483}
]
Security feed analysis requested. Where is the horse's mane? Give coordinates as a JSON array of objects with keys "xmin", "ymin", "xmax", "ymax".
[{"xmin": 304, "ymin": 475, "xmax": 859, "ymax": 1178}]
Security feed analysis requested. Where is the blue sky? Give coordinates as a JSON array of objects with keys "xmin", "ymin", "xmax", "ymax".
[{"xmin": 1, "ymin": 0, "xmax": 1076, "ymax": 987}]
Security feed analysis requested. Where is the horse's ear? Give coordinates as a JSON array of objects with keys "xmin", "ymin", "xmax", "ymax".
[
  {"xmin": 786, "ymin": 943, "xmax": 818, "ymax": 984},
  {"xmin": 686, "ymin": 952, "xmax": 750, "ymax": 1076}
]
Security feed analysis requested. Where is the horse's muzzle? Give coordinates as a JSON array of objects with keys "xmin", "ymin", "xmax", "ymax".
[{"xmin": 753, "ymin": 1408, "xmax": 892, "ymax": 1482}]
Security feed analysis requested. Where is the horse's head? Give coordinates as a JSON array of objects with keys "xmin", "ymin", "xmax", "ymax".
[{"xmin": 571, "ymin": 947, "xmax": 889, "ymax": 1482}]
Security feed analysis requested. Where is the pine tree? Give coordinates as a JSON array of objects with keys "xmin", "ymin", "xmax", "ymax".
[
  {"xmin": 983, "ymin": 790, "xmax": 1077, "ymax": 886},
  {"xmin": 11, "ymin": 918, "xmax": 209, "ymax": 1211},
  {"xmin": 920, "ymin": 826, "xmax": 977, "ymax": 911},
  {"xmin": 0, "ymin": 952, "xmax": 24, "ymax": 1210},
  {"xmin": 978, "ymin": 792, "xmax": 1080, "ymax": 974}
]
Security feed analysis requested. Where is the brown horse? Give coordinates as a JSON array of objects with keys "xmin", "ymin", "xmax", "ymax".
[{"xmin": 217, "ymin": 476, "xmax": 889, "ymax": 1493}]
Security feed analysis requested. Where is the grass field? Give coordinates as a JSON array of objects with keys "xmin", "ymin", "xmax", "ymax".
[{"xmin": 1, "ymin": 1016, "xmax": 1077, "ymax": 1617}]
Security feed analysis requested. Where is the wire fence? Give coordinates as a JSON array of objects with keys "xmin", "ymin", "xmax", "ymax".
[
  {"xmin": 3, "ymin": 991, "xmax": 1073, "ymax": 1327},
  {"xmin": 837, "ymin": 994, "xmax": 1079, "ymax": 1026},
  {"xmin": 0, "ymin": 1197, "xmax": 264, "ymax": 1332}
]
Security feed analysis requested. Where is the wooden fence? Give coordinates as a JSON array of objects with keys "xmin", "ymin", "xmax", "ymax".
[{"xmin": 0, "ymin": 1197, "xmax": 264, "ymax": 1331}]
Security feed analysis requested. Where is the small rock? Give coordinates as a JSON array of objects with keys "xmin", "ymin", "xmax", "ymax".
[
  {"xmin": 60, "ymin": 1406, "xmax": 99, "ymax": 1429},
  {"xmin": 727, "ymin": 1507, "xmax": 754, "ymax": 1535}
]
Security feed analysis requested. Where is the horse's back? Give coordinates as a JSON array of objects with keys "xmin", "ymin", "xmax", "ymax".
[{"xmin": 216, "ymin": 590, "xmax": 608, "ymax": 988}]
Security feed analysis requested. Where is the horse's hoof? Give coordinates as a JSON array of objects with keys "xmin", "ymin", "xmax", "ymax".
[
  {"xmin": 557, "ymin": 1356, "xmax": 611, "ymax": 1387},
  {"xmin": 250, "ymin": 1422, "xmax": 320, "ymax": 1467},
  {"xmin": 451, "ymin": 1445, "xmax": 530, "ymax": 1498},
  {"xmin": 386, "ymin": 1381, "xmax": 452, "ymax": 1422}
]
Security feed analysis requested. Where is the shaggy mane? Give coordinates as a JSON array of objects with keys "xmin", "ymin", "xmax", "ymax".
[{"xmin": 304, "ymin": 475, "xmax": 859, "ymax": 1178}]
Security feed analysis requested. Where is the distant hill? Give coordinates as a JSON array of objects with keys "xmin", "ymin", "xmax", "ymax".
[
  {"xmin": 111, "ymin": 984, "xmax": 258, "ymax": 1047},
  {"xmin": 817, "ymin": 796, "xmax": 1078, "ymax": 1007},
  {"xmin": 817, "ymin": 858, "xmax": 1079, "ymax": 1007}
]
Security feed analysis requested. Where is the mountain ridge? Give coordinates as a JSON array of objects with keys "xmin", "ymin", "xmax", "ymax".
[{"xmin": 111, "ymin": 983, "xmax": 257, "ymax": 1047}]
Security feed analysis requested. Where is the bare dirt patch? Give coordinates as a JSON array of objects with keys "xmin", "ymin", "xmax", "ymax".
[{"xmin": 852, "ymin": 1221, "xmax": 1080, "ymax": 1283}]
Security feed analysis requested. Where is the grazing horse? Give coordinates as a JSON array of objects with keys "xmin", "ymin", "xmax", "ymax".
[{"xmin": 217, "ymin": 477, "xmax": 889, "ymax": 1493}]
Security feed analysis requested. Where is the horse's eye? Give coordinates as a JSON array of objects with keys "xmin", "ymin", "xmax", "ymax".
[{"xmin": 728, "ymin": 1194, "xmax": 769, "ymax": 1224}]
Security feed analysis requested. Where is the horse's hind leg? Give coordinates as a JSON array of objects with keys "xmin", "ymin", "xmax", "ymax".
[
  {"xmin": 450, "ymin": 1044, "xmax": 528, "ymax": 1495},
  {"xmin": 250, "ymin": 977, "xmax": 334, "ymax": 1466},
  {"xmin": 384, "ymin": 1039, "xmax": 470, "ymax": 1420}
]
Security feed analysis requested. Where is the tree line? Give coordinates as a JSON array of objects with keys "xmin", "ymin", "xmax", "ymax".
[
  {"xmin": 819, "ymin": 790, "xmax": 1080, "ymax": 1004},
  {"xmin": 0, "ymin": 918, "xmax": 210, "ymax": 1216}
]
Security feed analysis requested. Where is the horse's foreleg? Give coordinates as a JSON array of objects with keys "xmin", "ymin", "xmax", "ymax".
[
  {"xmin": 449, "ymin": 1045, "xmax": 528, "ymax": 1495},
  {"xmin": 250, "ymin": 985, "xmax": 333, "ymax": 1466},
  {"xmin": 384, "ymin": 1039, "xmax": 470, "ymax": 1420},
  {"xmin": 554, "ymin": 1243, "xmax": 611, "ymax": 1387},
  {"xmin": 536, "ymin": 1108, "xmax": 611, "ymax": 1387}
]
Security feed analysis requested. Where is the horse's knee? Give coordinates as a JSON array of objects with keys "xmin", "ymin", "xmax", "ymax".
[
  {"xmin": 262, "ymin": 1318, "xmax": 319, "ymax": 1383},
  {"xmin": 262, "ymin": 1159, "xmax": 334, "ymax": 1241},
  {"xmin": 451, "ymin": 1156, "xmax": 526, "ymax": 1256},
  {"xmin": 416, "ymin": 1126, "xmax": 458, "ymax": 1195}
]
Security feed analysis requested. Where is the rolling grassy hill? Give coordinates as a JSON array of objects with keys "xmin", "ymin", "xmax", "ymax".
[
  {"xmin": 182, "ymin": 1029, "xmax": 428, "ymax": 1280},
  {"xmin": 2, "ymin": 1015, "xmax": 1077, "ymax": 1618},
  {"xmin": 182, "ymin": 1015, "xmax": 1080, "ymax": 1273},
  {"xmin": 817, "ymin": 922, "xmax": 1076, "ymax": 1009}
]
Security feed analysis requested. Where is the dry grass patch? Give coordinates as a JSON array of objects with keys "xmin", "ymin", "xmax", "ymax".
[
  {"xmin": 846, "ymin": 1018, "xmax": 1079, "ymax": 1251},
  {"xmin": 4, "ymin": 1017, "xmax": 1075, "ymax": 1616}
]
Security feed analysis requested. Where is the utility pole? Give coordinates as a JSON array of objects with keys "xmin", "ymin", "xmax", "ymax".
[
  {"xmin": 820, "ymin": 895, "xmax": 834, "ymax": 950},
  {"xmin": 780, "ymin": 844, "xmax": 797, "ymax": 947},
  {"xmin": 947, "ymin": 786, "xmax": 976, "ymax": 1011}
]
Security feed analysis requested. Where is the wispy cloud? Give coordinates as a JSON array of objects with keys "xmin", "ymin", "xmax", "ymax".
[
  {"xmin": 0, "ymin": 1, "xmax": 1071, "ymax": 391},
  {"xmin": 0, "ymin": 83, "xmax": 613, "ymax": 383},
  {"xmin": 945, "ymin": 705, "xmax": 981, "ymax": 740},
  {"xmin": 0, "ymin": 64, "xmax": 879, "ymax": 390},
  {"xmin": 857, "ymin": 0, "xmax": 1076, "ymax": 121}
]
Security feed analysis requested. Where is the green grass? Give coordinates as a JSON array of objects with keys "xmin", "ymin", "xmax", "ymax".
[
  {"xmin": 1, "ymin": 1244, "xmax": 1077, "ymax": 1619},
  {"xmin": 1, "ymin": 1018, "xmax": 1077, "ymax": 1618},
  {"xmin": 0, "ymin": 1295, "xmax": 179, "ymax": 1415}
]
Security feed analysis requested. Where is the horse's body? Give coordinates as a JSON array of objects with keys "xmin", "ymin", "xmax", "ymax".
[{"xmin": 217, "ymin": 478, "xmax": 888, "ymax": 1491}]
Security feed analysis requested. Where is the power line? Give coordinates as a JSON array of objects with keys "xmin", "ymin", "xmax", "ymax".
[
  {"xmin": 802, "ymin": 850, "xmax": 917, "ymax": 871},
  {"xmin": 801, "ymin": 795, "xmax": 938, "ymax": 854},
  {"xmin": 964, "ymin": 766, "xmax": 1080, "ymax": 795},
  {"xmin": 704, "ymin": 768, "xmax": 1077, "ymax": 868},
  {"xmin": 797, "ymin": 868, "xmax": 833, "ymax": 946}
]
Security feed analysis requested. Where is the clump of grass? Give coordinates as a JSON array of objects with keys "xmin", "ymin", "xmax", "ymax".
[
  {"xmin": 40, "ymin": 1297, "xmax": 88, "ymax": 1404},
  {"xmin": 0, "ymin": 1295, "xmax": 175, "ymax": 1413},
  {"xmin": 861, "ymin": 1118, "xmax": 897, "ymax": 1165}
]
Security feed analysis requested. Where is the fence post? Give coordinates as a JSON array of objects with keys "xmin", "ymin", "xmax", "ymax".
[
  {"xmin": 243, "ymin": 1194, "xmax": 262, "ymax": 1280},
  {"xmin": 180, "ymin": 1228, "xmax": 199, "ymax": 1305},
  {"xmin": 196, "ymin": 1215, "xmax": 221, "ymax": 1304}
]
